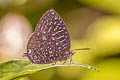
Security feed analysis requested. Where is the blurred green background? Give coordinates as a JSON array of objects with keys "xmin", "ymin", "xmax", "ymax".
[{"xmin": 0, "ymin": 0, "xmax": 120, "ymax": 80}]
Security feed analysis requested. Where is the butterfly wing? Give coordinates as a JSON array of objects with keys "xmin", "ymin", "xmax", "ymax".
[
  {"xmin": 27, "ymin": 9, "xmax": 71, "ymax": 64},
  {"xmin": 35, "ymin": 9, "xmax": 71, "ymax": 50}
]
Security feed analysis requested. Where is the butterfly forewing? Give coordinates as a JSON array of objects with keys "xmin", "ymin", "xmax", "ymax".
[
  {"xmin": 35, "ymin": 9, "xmax": 71, "ymax": 50},
  {"xmin": 27, "ymin": 9, "xmax": 71, "ymax": 64}
]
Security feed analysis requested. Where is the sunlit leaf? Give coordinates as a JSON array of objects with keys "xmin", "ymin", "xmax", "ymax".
[{"xmin": 0, "ymin": 59, "xmax": 97, "ymax": 80}]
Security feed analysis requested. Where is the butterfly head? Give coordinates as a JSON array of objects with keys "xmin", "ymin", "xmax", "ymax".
[{"xmin": 64, "ymin": 50, "xmax": 75, "ymax": 59}]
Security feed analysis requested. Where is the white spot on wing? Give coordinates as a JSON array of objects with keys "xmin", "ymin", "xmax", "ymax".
[
  {"xmin": 65, "ymin": 36, "xmax": 67, "ymax": 38},
  {"xmin": 54, "ymin": 28, "xmax": 57, "ymax": 31},
  {"xmin": 59, "ymin": 27, "xmax": 62, "ymax": 29},
  {"xmin": 40, "ymin": 48, "xmax": 43, "ymax": 50},
  {"xmin": 43, "ymin": 25, "xmax": 47, "ymax": 31},
  {"xmin": 51, "ymin": 12, "xmax": 54, "ymax": 15},
  {"xmin": 57, "ymin": 35, "xmax": 64, "ymax": 39},
  {"xmin": 56, "ymin": 26, "xmax": 59, "ymax": 28},
  {"xmin": 60, "ymin": 39, "xmax": 66, "ymax": 43},
  {"xmin": 42, "ymin": 36, "xmax": 47, "ymax": 40},
  {"xmin": 54, "ymin": 30, "xmax": 64, "ymax": 35},
  {"xmin": 54, "ymin": 22, "xmax": 57, "ymax": 25},
  {"xmin": 56, "ymin": 43, "xmax": 58, "ymax": 45},
  {"xmin": 59, "ymin": 21, "xmax": 62, "ymax": 23},
  {"xmin": 37, "ymin": 33, "xmax": 39, "ymax": 35},
  {"xmin": 54, "ymin": 15, "xmax": 58, "ymax": 20},
  {"xmin": 52, "ymin": 37, "xmax": 55, "ymax": 40},
  {"xmin": 57, "ymin": 23, "xmax": 61, "ymax": 25},
  {"xmin": 41, "ymin": 26, "xmax": 44, "ymax": 30},
  {"xmin": 63, "ymin": 27, "xmax": 65, "ymax": 29},
  {"xmin": 28, "ymin": 49, "xmax": 32, "ymax": 54},
  {"xmin": 49, "ymin": 21, "xmax": 52, "ymax": 25}
]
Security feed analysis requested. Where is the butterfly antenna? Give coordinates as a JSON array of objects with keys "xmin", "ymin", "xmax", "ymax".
[{"xmin": 72, "ymin": 48, "xmax": 90, "ymax": 52}]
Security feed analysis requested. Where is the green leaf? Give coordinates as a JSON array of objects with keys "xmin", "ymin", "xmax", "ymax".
[
  {"xmin": 0, "ymin": 60, "xmax": 53, "ymax": 80},
  {"xmin": 0, "ymin": 59, "xmax": 98, "ymax": 80}
]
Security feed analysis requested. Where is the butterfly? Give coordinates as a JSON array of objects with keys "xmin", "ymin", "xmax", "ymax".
[
  {"xmin": 24, "ymin": 9, "xmax": 98, "ymax": 71},
  {"xmin": 26, "ymin": 9, "xmax": 74, "ymax": 64}
]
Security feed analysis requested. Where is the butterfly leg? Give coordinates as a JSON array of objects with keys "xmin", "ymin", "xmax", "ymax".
[
  {"xmin": 70, "ymin": 57, "xmax": 73, "ymax": 64},
  {"xmin": 62, "ymin": 58, "xmax": 73, "ymax": 65},
  {"xmin": 52, "ymin": 62, "xmax": 57, "ymax": 65}
]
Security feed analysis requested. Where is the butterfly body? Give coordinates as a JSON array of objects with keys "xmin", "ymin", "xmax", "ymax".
[{"xmin": 27, "ymin": 9, "xmax": 74, "ymax": 64}]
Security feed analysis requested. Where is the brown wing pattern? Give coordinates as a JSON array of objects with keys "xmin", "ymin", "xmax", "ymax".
[
  {"xmin": 27, "ymin": 9, "xmax": 71, "ymax": 64},
  {"xmin": 35, "ymin": 9, "xmax": 71, "ymax": 50}
]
